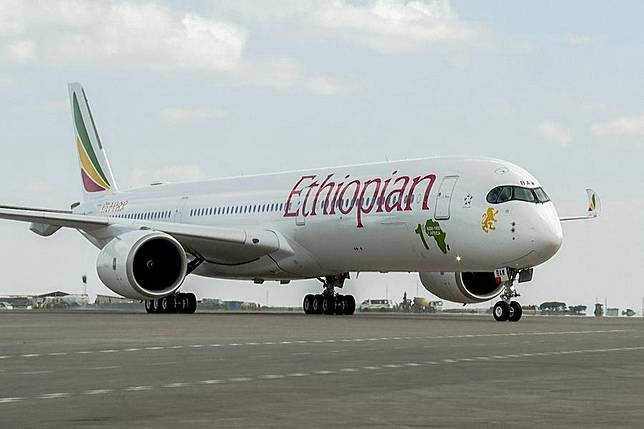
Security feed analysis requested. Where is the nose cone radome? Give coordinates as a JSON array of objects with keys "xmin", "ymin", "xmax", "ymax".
[{"xmin": 533, "ymin": 204, "xmax": 563, "ymax": 262}]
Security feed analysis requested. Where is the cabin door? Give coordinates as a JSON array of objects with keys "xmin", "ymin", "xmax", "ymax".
[{"xmin": 434, "ymin": 176, "xmax": 459, "ymax": 220}]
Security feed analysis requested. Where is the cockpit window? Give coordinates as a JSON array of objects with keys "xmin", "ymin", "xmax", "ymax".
[
  {"xmin": 513, "ymin": 187, "xmax": 536, "ymax": 203},
  {"xmin": 486, "ymin": 186, "xmax": 550, "ymax": 204},
  {"xmin": 533, "ymin": 187, "xmax": 550, "ymax": 203}
]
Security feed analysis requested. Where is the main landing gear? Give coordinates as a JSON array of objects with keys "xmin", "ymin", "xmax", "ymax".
[
  {"xmin": 303, "ymin": 274, "xmax": 356, "ymax": 316},
  {"xmin": 493, "ymin": 271, "xmax": 522, "ymax": 322},
  {"xmin": 144, "ymin": 292, "xmax": 197, "ymax": 314}
]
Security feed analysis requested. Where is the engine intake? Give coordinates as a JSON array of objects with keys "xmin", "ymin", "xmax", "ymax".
[
  {"xmin": 97, "ymin": 230, "xmax": 188, "ymax": 300},
  {"xmin": 419, "ymin": 271, "xmax": 503, "ymax": 304}
]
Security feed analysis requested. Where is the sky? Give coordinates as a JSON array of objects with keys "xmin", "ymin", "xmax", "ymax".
[{"xmin": 0, "ymin": 0, "xmax": 643, "ymax": 313}]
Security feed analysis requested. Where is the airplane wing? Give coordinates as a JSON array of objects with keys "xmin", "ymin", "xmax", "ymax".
[
  {"xmin": 0, "ymin": 205, "xmax": 285, "ymax": 264},
  {"xmin": 559, "ymin": 189, "xmax": 601, "ymax": 222}
]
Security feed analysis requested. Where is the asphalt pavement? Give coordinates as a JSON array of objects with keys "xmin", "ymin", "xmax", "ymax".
[{"xmin": 1, "ymin": 311, "xmax": 643, "ymax": 428}]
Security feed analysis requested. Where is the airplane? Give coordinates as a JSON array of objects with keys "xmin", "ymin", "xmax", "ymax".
[{"xmin": 0, "ymin": 83, "xmax": 600, "ymax": 321}]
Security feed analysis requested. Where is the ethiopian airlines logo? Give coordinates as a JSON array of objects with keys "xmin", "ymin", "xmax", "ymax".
[
  {"xmin": 283, "ymin": 171, "xmax": 436, "ymax": 228},
  {"xmin": 481, "ymin": 207, "xmax": 498, "ymax": 233},
  {"xmin": 73, "ymin": 93, "xmax": 111, "ymax": 193}
]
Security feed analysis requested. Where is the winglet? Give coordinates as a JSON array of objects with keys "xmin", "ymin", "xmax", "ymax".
[
  {"xmin": 560, "ymin": 189, "xmax": 601, "ymax": 222},
  {"xmin": 586, "ymin": 188, "xmax": 600, "ymax": 217}
]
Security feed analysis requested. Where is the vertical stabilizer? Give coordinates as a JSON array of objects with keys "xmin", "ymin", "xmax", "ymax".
[{"xmin": 68, "ymin": 83, "xmax": 118, "ymax": 199}]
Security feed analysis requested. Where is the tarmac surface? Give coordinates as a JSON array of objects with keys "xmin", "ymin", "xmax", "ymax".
[{"xmin": 1, "ymin": 311, "xmax": 643, "ymax": 428}]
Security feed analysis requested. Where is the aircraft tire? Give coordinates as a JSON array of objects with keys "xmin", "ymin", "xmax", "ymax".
[
  {"xmin": 508, "ymin": 301, "xmax": 523, "ymax": 322},
  {"xmin": 186, "ymin": 293, "xmax": 197, "ymax": 314},
  {"xmin": 303, "ymin": 294, "xmax": 315, "ymax": 314},
  {"xmin": 160, "ymin": 295, "xmax": 175, "ymax": 313},
  {"xmin": 334, "ymin": 295, "xmax": 346, "ymax": 315},
  {"xmin": 322, "ymin": 296, "xmax": 335, "ymax": 315},
  {"xmin": 144, "ymin": 300, "xmax": 155, "ymax": 313},
  {"xmin": 344, "ymin": 295, "xmax": 356, "ymax": 315},
  {"xmin": 312, "ymin": 295, "xmax": 323, "ymax": 314},
  {"xmin": 493, "ymin": 301, "xmax": 510, "ymax": 322}
]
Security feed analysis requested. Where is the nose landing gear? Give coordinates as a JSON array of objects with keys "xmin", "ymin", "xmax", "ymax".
[
  {"xmin": 303, "ymin": 274, "xmax": 356, "ymax": 316},
  {"xmin": 493, "ymin": 270, "xmax": 523, "ymax": 322}
]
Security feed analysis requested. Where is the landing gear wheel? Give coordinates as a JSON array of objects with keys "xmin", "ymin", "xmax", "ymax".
[
  {"xmin": 160, "ymin": 295, "xmax": 175, "ymax": 313},
  {"xmin": 344, "ymin": 295, "xmax": 356, "ymax": 315},
  {"xmin": 312, "ymin": 295, "xmax": 323, "ymax": 314},
  {"xmin": 322, "ymin": 296, "xmax": 335, "ymax": 315},
  {"xmin": 334, "ymin": 295, "xmax": 346, "ymax": 315},
  {"xmin": 144, "ymin": 300, "xmax": 155, "ymax": 313},
  {"xmin": 303, "ymin": 294, "xmax": 315, "ymax": 314},
  {"xmin": 508, "ymin": 301, "xmax": 523, "ymax": 322},
  {"xmin": 174, "ymin": 294, "xmax": 186, "ymax": 313},
  {"xmin": 493, "ymin": 301, "xmax": 510, "ymax": 322},
  {"xmin": 185, "ymin": 293, "xmax": 197, "ymax": 314}
]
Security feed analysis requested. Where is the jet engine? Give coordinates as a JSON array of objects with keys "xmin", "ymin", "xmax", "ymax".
[
  {"xmin": 97, "ymin": 230, "xmax": 188, "ymax": 300},
  {"xmin": 419, "ymin": 272, "xmax": 503, "ymax": 304}
]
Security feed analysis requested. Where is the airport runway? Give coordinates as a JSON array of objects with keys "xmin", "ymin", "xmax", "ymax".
[{"xmin": 1, "ymin": 311, "xmax": 643, "ymax": 428}]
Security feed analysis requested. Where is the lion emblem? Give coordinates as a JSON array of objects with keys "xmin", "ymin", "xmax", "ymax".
[{"xmin": 481, "ymin": 207, "xmax": 498, "ymax": 233}]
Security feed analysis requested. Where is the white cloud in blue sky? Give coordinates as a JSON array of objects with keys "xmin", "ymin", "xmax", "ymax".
[{"xmin": 0, "ymin": 0, "xmax": 643, "ymax": 312}]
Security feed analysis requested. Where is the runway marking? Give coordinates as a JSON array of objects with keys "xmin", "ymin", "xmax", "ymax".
[
  {"xmin": 4, "ymin": 345, "xmax": 644, "ymax": 406},
  {"xmin": 17, "ymin": 370, "xmax": 52, "ymax": 375},
  {"xmin": 260, "ymin": 374, "xmax": 285, "ymax": 380},
  {"xmin": 88, "ymin": 366, "xmax": 121, "ymax": 370},
  {"xmin": 163, "ymin": 382, "xmax": 190, "ymax": 388},
  {"xmin": 0, "ymin": 329, "xmax": 631, "ymax": 363},
  {"xmin": 39, "ymin": 393, "xmax": 71, "ymax": 400},
  {"xmin": 84, "ymin": 389, "xmax": 113, "ymax": 395},
  {"xmin": 151, "ymin": 362, "xmax": 177, "ymax": 366},
  {"xmin": 230, "ymin": 377, "xmax": 253, "ymax": 382}
]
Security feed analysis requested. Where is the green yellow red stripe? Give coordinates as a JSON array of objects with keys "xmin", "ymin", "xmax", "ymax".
[
  {"xmin": 73, "ymin": 93, "xmax": 110, "ymax": 187},
  {"xmin": 76, "ymin": 137, "xmax": 110, "ymax": 190}
]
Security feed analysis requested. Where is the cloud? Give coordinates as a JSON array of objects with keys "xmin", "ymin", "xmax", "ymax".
[
  {"xmin": 216, "ymin": 0, "xmax": 485, "ymax": 54},
  {"xmin": 591, "ymin": 113, "xmax": 644, "ymax": 137},
  {"xmin": 562, "ymin": 33, "xmax": 592, "ymax": 47},
  {"xmin": 127, "ymin": 165, "xmax": 207, "ymax": 187},
  {"xmin": 536, "ymin": 120, "xmax": 572, "ymax": 146},
  {"xmin": 0, "ymin": 1, "xmax": 247, "ymax": 71},
  {"xmin": 160, "ymin": 107, "xmax": 226, "ymax": 122},
  {"xmin": 306, "ymin": 76, "xmax": 361, "ymax": 96}
]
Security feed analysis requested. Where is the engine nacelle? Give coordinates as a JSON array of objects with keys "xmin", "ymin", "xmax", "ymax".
[
  {"xmin": 97, "ymin": 230, "xmax": 188, "ymax": 300},
  {"xmin": 419, "ymin": 272, "xmax": 503, "ymax": 304}
]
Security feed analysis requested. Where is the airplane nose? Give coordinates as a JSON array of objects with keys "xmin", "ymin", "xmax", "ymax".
[{"xmin": 533, "ymin": 205, "xmax": 563, "ymax": 261}]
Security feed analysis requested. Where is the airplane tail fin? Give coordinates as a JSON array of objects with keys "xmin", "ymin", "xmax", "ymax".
[{"xmin": 68, "ymin": 83, "xmax": 118, "ymax": 199}]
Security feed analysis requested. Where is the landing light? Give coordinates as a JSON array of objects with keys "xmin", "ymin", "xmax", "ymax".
[{"xmin": 456, "ymin": 256, "xmax": 462, "ymax": 262}]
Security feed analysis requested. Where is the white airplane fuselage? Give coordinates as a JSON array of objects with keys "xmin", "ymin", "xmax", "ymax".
[{"xmin": 76, "ymin": 156, "xmax": 563, "ymax": 281}]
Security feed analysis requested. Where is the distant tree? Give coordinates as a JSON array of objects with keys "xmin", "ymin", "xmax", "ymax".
[
  {"xmin": 568, "ymin": 305, "xmax": 587, "ymax": 315},
  {"xmin": 539, "ymin": 301, "xmax": 567, "ymax": 313}
]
